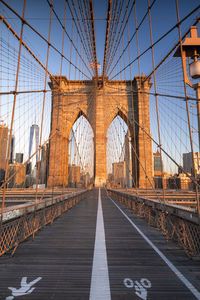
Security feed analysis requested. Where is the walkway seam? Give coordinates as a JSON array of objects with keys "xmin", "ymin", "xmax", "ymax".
[
  {"xmin": 89, "ymin": 188, "xmax": 111, "ymax": 300},
  {"xmin": 107, "ymin": 191, "xmax": 200, "ymax": 300}
]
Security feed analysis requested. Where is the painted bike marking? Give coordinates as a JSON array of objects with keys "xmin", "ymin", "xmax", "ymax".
[
  {"xmin": 124, "ymin": 277, "xmax": 152, "ymax": 300},
  {"xmin": 5, "ymin": 276, "xmax": 42, "ymax": 300}
]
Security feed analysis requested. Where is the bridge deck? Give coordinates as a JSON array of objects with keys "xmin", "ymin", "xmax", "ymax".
[{"xmin": 0, "ymin": 189, "xmax": 200, "ymax": 299}]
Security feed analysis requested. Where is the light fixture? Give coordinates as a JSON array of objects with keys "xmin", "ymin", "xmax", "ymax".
[{"xmin": 174, "ymin": 26, "xmax": 200, "ymax": 82}]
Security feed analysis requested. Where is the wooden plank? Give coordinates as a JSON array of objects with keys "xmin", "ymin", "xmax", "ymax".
[
  {"xmin": 102, "ymin": 189, "xmax": 200, "ymax": 300},
  {"xmin": 0, "ymin": 190, "xmax": 98, "ymax": 300},
  {"xmin": 0, "ymin": 189, "xmax": 199, "ymax": 299}
]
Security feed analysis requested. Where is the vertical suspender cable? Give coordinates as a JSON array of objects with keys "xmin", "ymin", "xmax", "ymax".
[
  {"xmin": 175, "ymin": 0, "xmax": 199, "ymax": 215},
  {"xmin": 88, "ymin": 0, "xmax": 98, "ymax": 80},
  {"xmin": 102, "ymin": 0, "xmax": 112, "ymax": 80},
  {"xmin": 59, "ymin": 0, "xmax": 67, "ymax": 196},
  {"xmin": 125, "ymin": 0, "xmax": 138, "ymax": 188},
  {"xmin": 1, "ymin": 0, "xmax": 26, "ymax": 222},
  {"xmin": 69, "ymin": 0, "xmax": 75, "ymax": 79},
  {"xmin": 134, "ymin": 0, "xmax": 148, "ymax": 190},
  {"xmin": 60, "ymin": 0, "xmax": 67, "ymax": 78},
  {"xmin": 147, "ymin": 0, "xmax": 165, "ymax": 200},
  {"xmin": 36, "ymin": 0, "xmax": 54, "ymax": 203}
]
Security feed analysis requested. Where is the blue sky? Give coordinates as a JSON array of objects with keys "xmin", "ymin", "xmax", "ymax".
[{"xmin": 1, "ymin": 0, "xmax": 199, "ymax": 79}]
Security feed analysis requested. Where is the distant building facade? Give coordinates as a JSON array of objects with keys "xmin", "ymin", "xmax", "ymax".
[
  {"xmin": 16, "ymin": 153, "xmax": 23, "ymax": 163},
  {"xmin": 124, "ymin": 132, "xmax": 132, "ymax": 188},
  {"xmin": 39, "ymin": 145, "xmax": 49, "ymax": 185},
  {"xmin": 153, "ymin": 150, "xmax": 162, "ymax": 175},
  {"xmin": 153, "ymin": 150, "xmax": 163, "ymax": 188},
  {"xmin": 29, "ymin": 124, "xmax": 39, "ymax": 175},
  {"xmin": 0, "ymin": 125, "xmax": 8, "ymax": 169},
  {"xmin": 9, "ymin": 134, "xmax": 15, "ymax": 164},
  {"xmin": 112, "ymin": 161, "xmax": 126, "ymax": 187},
  {"xmin": 8, "ymin": 163, "xmax": 26, "ymax": 188},
  {"xmin": 68, "ymin": 164, "xmax": 81, "ymax": 187},
  {"xmin": 0, "ymin": 125, "xmax": 8, "ymax": 184},
  {"xmin": 183, "ymin": 152, "xmax": 200, "ymax": 175},
  {"xmin": 81, "ymin": 171, "xmax": 90, "ymax": 187}
]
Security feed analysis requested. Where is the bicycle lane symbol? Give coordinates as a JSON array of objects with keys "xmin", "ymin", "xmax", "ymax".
[
  {"xmin": 5, "ymin": 277, "xmax": 42, "ymax": 300},
  {"xmin": 123, "ymin": 277, "xmax": 152, "ymax": 300}
]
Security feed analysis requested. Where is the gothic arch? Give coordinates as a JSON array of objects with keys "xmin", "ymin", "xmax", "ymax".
[
  {"xmin": 106, "ymin": 108, "xmax": 133, "ymax": 138},
  {"xmin": 67, "ymin": 109, "xmax": 94, "ymax": 138},
  {"xmin": 48, "ymin": 76, "xmax": 153, "ymax": 188}
]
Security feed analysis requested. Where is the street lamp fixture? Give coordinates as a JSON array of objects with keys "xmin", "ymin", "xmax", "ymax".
[
  {"xmin": 190, "ymin": 59, "xmax": 200, "ymax": 79},
  {"xmin": 174, "ymin": 25, "xmax": 200, "ymax": 151},
  {"xmin": 174, "ymin": 26, "xmax": 200, "ymax": 83}
]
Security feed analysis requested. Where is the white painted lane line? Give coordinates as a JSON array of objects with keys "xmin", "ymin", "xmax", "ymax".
[
  {"xmin": 89, "ymin": 188, "xmax": 111, "ymax": 300},
  {"xmin": 107, "ymin": 192, "xmax": 200, "ymax": 300}
]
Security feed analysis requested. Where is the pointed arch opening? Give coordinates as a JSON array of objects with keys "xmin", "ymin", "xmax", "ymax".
[
  {"xmin": 106, "ymin": 113, "xmax": 133, "ymax": 188},
  {"xmin": 68, "ymin": 114, "xmax": 94, "ymax": 188}
]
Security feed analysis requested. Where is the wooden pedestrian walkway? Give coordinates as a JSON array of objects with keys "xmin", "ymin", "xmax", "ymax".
[{"xmin": 0, "ymin": 189, "xmax": 200, "ymax": 299}]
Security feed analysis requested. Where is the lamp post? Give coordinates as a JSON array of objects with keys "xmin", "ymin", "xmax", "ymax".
[
  {"xmin": 194, "ymin": 82, "xmax": 200, "ymax": 151},
  {"xmin": 174, "ymin": 25, "xmax": 200, "ymax": 215},
  {"xmin": 174, "ymin": 25, "xmax": 200, "ymax": 150}
]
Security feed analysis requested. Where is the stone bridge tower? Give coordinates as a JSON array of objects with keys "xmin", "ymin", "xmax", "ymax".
[{"xmin": 47, "ymin": 75, "xmax": 153, "ymax": 188}]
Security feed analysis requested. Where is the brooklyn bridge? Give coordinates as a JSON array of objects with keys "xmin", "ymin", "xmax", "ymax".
[{"xmin": 0, "ymin": 0, "xmax": 200, "ymax": 299}]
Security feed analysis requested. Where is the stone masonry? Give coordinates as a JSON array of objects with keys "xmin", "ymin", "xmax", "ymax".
[{"xmin": 47, "ymin": 75, "xmax": 153, "ymax": 188}]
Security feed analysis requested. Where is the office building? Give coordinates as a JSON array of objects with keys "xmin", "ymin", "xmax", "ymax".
[
  {"xmin": 16, "ymin": 153, "xmax": 23, "ymax": 163},
  {"xmin": 124, "ymin": 132, "xmax": 132, "ymax": 187},
  {"xmin": 68, "ymin": 164, "xmax": 81, "ymax": 187},
  {"xmin": 183, "ymin": 152, "xmax": 200, "ymax": 175},
  {"xmin": 0, "ymin": 125, "xmax": 8, "ymax": 184},
  {"xmin": 8, "ymin": 163, "xmax": 26, "ymax": 188},
  {"xmin": 29, "ymin": 124, "xmax": 39, "ymax": 170},
  {"xmin": 9, "ymin": 134, "xmax": 15, "ymax": 164},
  {"xmin": 112, "ymin": 161, "xmax": 126, "ymax": 187},
  {"xmin": 153, "ymin": 150, "xmax": 162, "ymax": 175},
  {"xmin": 0, "ymin": 124, "xmax": 8, "ymax": 170}
]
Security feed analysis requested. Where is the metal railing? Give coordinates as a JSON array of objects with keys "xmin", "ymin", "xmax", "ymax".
[
  {"xmin": 0, "ymin": 190, "xmax": 88, "ymax": 256},
  {"xmin": 108, "ymin": 189, "xmax": 200, "ymax": 257}
]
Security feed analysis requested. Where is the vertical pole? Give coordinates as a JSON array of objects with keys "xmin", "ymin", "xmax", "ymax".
[
  {"xmin": 194, "ymin": 83, "xmax": 200, "ymax": 153},
  {"xmin": 147, "ymin": 0, "xmax": 165, "ymax": 199},
  {"xmin": 125, "ymin": 0, "xmax": 138, "ymax": 188},
  {"xmin": 135, "ymin": 0, "xmax": 148, "ymax": 190},
  {"xmin": 175, "ymin": 0, "xmax": 199, "ymax": 215},
  {"xmin": 60, "ymin": 0, "xmax": 67, "ymax": 197},
  {"xmin": 1, "ymin": 0, "xmax": 26, "ymax": 223},
  {"xmin": 35, "ymin": 0, "xmax": 53, "ymax": 202}
]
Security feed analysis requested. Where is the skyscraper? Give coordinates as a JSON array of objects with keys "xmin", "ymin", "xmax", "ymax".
[
  {"xmin": 15, "ymin": 153, "xmax": 23, "ymax": 163},
  {"xmin": 153, "ymin": 150, "xmax": 162, "ymax": 174},
  {"xmin": 124, "ymin": 132, "xmax": 132, "ymax": 188},
  {"xmin": 9, "ymin": 134, "xmax": 15, "ymax": 164},
  {"xmin": 29, "ymin": 124, "xmax": 39, "ymax": 171},
  {"xmin": 183, "ymin": 152, "xmax": 200, "ymax": 175}
]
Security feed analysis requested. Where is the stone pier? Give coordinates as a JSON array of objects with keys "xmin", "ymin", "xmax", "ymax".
[{"xmin": 47, "ymin": 76, "xmax": 153, "ymax": 188}]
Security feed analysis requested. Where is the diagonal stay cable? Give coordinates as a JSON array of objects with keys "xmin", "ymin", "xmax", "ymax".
[
  {"xmin": 102, "ymin": 0, "xmax": 112, "ymax": 78},
  {"xmin": 82, "ymin": 0, "xmax": 94, "ymax": 58},
  {"xmin": 45, "ymin": 0, "xmax": 93, "ymax": 78},
  {"xmin": 104, "ymin": 0, "xmax": 126, "ymax": 76},
  {"xmin": 0, "ymin": 0, "xmax": 91, "ymax": 79},
  {"xmin": 106, "ymin": 0, "xmax": 134, "ymax": 76},
  {"xmin": 107, "ymin": 0, "xmax": 157, "ymax": 78},
  {"xmin": 88, "ymin": 0, "xmax": 98, "ymax": 79},
  {"xmin": 105, "ymin": 0, "xmax": 125, "ymax": 77},
  {"xmin": 77, "ymin": 0, "xmax": 94, "ymax": 63},
  {"xmin": 104, "ymin": 0, "xmax": 119, "ymax": 74},
  {"xmin": 68, "ymin": 0, "xmax": 94, "ymax": 74},
  {"xmin": 143, "ymin": 15, "xmax": 200, "ymax": 84},
  {"xmin": 110, "ymin": 4, "xmax": 200, "ymax": 80}
]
